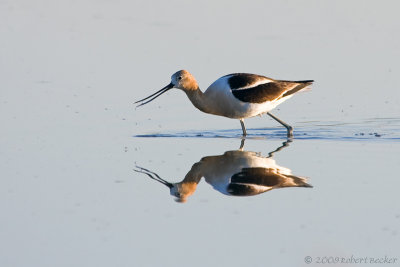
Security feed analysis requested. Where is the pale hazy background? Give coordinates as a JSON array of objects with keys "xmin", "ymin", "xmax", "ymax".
[{"xmin": 1, "ymin": 1, "xmax": 399, "ymax": 267}]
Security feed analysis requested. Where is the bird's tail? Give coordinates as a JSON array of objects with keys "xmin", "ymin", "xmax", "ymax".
[
  {"xmin": 281, "ymin": 80, "xmax": 314, "ymax": 98},
  {"xmin": 294, "ymin": 80, "xmax": 314, "ymax": 84}
]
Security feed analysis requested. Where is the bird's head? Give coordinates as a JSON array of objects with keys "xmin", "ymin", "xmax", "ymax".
[
  {"xmin": 170, "ymin": 181, "xmax": 198, "ymax": 203},
  {"xmin": 134, "ymin": 166, "xmax": 197, "ymax": 203},
  {"xmin": 170, "ymin": 70, "xmax": 199, "ymax": 91},
  {"xmin": 135, "ymin": 70, "xmax": 198, "ymax": 107}
]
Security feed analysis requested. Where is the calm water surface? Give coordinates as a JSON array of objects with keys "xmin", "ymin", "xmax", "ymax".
[{"xmin": 1, "ymin": 0, "xmax": 400, "ymax": 266}]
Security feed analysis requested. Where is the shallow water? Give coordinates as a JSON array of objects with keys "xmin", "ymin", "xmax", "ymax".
[
  {"xmin": 1, "ymin": 0, "xmax": 400, "ymax": 266},
  {"xmin": 136, "ymin": 117, "xmax": 400, "ymax": 141},
  {"xmin": 131, "ymin": 136, "xmax": 400, "ymax": 267}
]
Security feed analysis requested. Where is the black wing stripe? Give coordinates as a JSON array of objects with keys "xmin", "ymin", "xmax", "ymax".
[
  {"xmin": 231, "ymin": 82, "xmax": 293, "ymax": 103},
  {"xmin": 227, "ymin": 73, "xmax": 270, "ymax": 90},
  {"xmin": 231, "ymin": 167, "xmax": 282, "ymax": 186}
]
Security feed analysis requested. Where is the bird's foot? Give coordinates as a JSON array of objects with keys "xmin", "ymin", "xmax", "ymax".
[{"xmin": 286, "ymin": 126, "xmax": 293, "ymax": 139}]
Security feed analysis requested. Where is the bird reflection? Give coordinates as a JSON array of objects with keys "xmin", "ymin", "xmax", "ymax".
[{"xmin": 135, "ymin": 140, "xmax": 312, "ymax": 203}]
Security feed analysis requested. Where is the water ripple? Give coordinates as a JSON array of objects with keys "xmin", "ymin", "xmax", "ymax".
[{"xmin": 135, "ymin": 117, "xmax": 400, "ymax": 142}]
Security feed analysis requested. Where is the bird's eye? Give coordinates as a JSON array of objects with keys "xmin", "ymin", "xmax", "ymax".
[{"xmin": 178, "ymin": 76, "xmax": 182, "ymax": 80}]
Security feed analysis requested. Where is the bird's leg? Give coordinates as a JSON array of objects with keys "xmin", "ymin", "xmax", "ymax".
[
  {"xmin": 239, "ymin": 119, "xmax": 247, "ymax": 136},
  {"xmin": 267, "ymin": 112, "xmax": 293, "ymax": 138}
]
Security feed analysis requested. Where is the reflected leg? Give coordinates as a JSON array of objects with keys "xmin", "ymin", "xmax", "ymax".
[
  {"xmin": 239, "ymin": 138, "xmax": 245, "ymax": 150},
  {"xmin": 267, "ymin": 139, "xmax": 292, "ymax": 158}
]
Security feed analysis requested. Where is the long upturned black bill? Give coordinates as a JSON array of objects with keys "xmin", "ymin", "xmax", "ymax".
[
  {"xmin": 134, "ymin": 165, "xmax": 173, "ymax": 188},
  {"xmin": 135, "ymin": 83, "xmax": 174, "ymax": 107}
]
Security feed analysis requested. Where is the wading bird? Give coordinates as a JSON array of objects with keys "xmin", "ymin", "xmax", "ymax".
[{"xmin": 135, "ymin": 70, "xmax": 313, "ymax": 137}]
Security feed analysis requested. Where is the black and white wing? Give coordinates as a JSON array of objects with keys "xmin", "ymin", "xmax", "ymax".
[
  {"xmin": 227, "ymin": 73, "xmax": 313, "ymax": 103},
  {"xmin": 227, "ymin": 167, "xmax": 312, "ymax": 196}
]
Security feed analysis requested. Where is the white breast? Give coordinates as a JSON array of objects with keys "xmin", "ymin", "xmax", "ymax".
[{"xmin": 203, "ymin": 77, "xmax": 290, "ymax": 119}]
